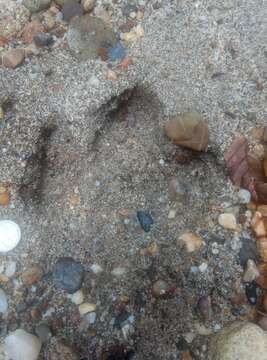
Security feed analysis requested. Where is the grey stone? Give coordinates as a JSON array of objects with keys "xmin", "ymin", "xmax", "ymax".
[
  {"xmin": 67, "ymin": 14, "xmax": 117, "ymax": 61},
  {"xmin": 23, "ymin": 0, "xmax": 51, "ymax": 13},
  {"xmin": 35, "ymin": 324, "xmax": 52, "ymax": 343},
  {"xmin": 53, "ymin": 257, "xmax": 84, "ymax": 294},
  {"xmin": 0, "ymin": 289, "xmax": 7, "ymax": 314}
]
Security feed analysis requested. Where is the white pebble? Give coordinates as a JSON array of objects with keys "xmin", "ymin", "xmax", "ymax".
[
  {"xmin": 79, "ymin": 303, "xmax": 96, "ymax": 315},
  {"xmin": 159, "ymin": 159, "xmax": 165, "ymax": 166},
  {"xmin": 71, "ymin": 290, "xmax": 84, "ymax": 305},
  {"xmin": 4, "ymin": 261, "xmax": 16, "ymax": 278},
  {"xmin": 90, "ymin": 264, "xmax": 103, "ymax": 274},
  {"xmin": 238, "ymin": 189, "xmax": 251, "ymax": 204},
  {"xmin": 86, "ymin": 311, "xmax": 96, "ymax": 324},
  {"xmin": 0, "ymin": 221, "xmax": 21, "ymax": 252},
  {"xmin": 243, "ymin": 259, "xmax": 260, "ymax": 282},
  {"xmin": 5, "ymin": 329, "xmax": 42, "ymax": 360},
  {"xmin": 0, "ymin": 289, "xmax": 8, "ymax": 314},
  {"xmin": 199, "ymin": 262, "xmax": 208, "ymax": 272},
  {"xmin": 111, "ymin": 267, "xmax": 127, "ymax": 277},
  {"xmin": 218, "ymin": 213, "xmax": 237, "ymax": 230},
  {"xmin": 168, "ymin": 210, "xmax": 176, "ymax": 219}
]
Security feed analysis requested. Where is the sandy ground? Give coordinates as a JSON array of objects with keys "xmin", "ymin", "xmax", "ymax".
[{"xmin": 0, "ymin": 0, "xmax": 266, "ymax": 358}]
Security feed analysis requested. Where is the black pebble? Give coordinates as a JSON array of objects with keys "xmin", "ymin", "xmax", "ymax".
[
  {"xmin": 53, "ymin": 257, "xmax": 84, "ymax": 294},
  {"xmin": 33, "ymin": 33, "xmax": 54, "ymax": 47},
  {"xmin": 137, "ymin": 211, "xmax": 154, "ymax": 232},
  {"xmin": 245, "ymin": 282, "xmax": 257, "ymax": 305}
]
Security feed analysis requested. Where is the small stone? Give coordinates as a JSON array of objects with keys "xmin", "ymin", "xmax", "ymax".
[
  {"xmin": 5, "ymin": 329, "xmax": 42, "ymax": 360},
  {"xmin": 106, "ymin": 69, "xmax": 117, "ymax": 80},
  {"xmin": 0, "ymin": 289, "xmax": 8, "ymax": 314},
  {"xmin": 137, "ymin": 211, "xmax": 154, "ymax": 232},
  {"xmin": 238, "ymin": 189, "xmax": 251, "ymax": 204},
  {"xmin": 20, "ymin": 20, "xmax": 44, "ymax": 44},
  {"xmin": 23, "ymin": 0, "xmax": 52, "ymax": 13},
  {"xmin": 35, "ymin": 323, "xmax": 52, "ymax": 343},
  {"xmin": 168, "ymin": 209, "xmax": 176, "ymax": 219},
  {"xmin": 33, "ymin": 33, "xmax": 54, "ymax": 47},
  {"xmin": 218, "ymin": 213, "xmax": 237, "ymax": 230},
  {"xmin": 4, "ymin": 262, "xmax": 16, "ymax": 278},
  {"xmin": 111, "ymin": 267, "xmax": 127, "ymax": 277},
  {"xmin": 257, "ymin": 205, "xmax": 267, "ymax": 217},
  {"xmin": 53, "ymin": 257, "xmax": 84, "ymax": 294},
  {"xmin": 151, "ymin": 280, "xmax": 169, "ymax": 298},
  {"xmin": 245, "ymin": 282, "xmax": 257, "ymax": 305},
  {"xmin": 0, "ymin": 274, "xmax": 9, "ymax": 284},
  {"xmin": 178, "ymin": 232, "xmax": 203, "ymax": 253},
  {"xmin": 209, "ymin": 322, "xmax": 267, "ymax": 360},
  {"xmin": 78, "ymin": 302, "xmax": 96, "ymax": 315},
  {"xmin": 21, "ymin": 265, "xmax": 43, "ymax": 286},
  {"xmin": 243, "ymin": 259, "xmax": 260, "ymax": 282},
  {"xmin": 70, "ymin": 290, "xmax": 84, "ymax": 305},
  {"xmin": 62, "ymin": 1, "xmax": 83, "ymax": 22},
  {"xmin": 86, "ymin": 311, "xmax": 96, "ymax": 324},
  {"xmin": 81, "ymin": 0, "xmax": 95, "ymax": 12},
  {"xmin": 0, "ymin": 106, "xmax": 3, "ymax": 120},
  {"xmin": 199, "ymin": 262, "xmax": 208, "ymax": 272},
  {"xmin": 0, "ymin": 187, "xmax": 9, "ymax": 207},
  {"xmin": 122, "ymin": 323, "xmax": 135, "ymax": 339},
  {"xmin": 0, "ymin": 221, "xmax": 21, "ymax": 252},
  {"xmin": 2, "ymin": 49, "xmax": 25, "ymax": 69},
  {"xmin": 121, "ymin": 25, "xmax": 144, "ymax": 42},
  {"xmin": 197, "ymin": 296, "xmax": 212, "ymax": 321},
  {"xmin": 145, "ymin": 242, "xmax": 158, "ymax": 256},
  {"xmin": 168, "ymin": 178, "xmax": 188, "ymax": 201},
  {"xmin": 107, "ymin": 42, "xmax": 126, "ymax": 62},
  {"xmin": 90, "ymin": 263, "xmax": 103, "ymax": 274}
]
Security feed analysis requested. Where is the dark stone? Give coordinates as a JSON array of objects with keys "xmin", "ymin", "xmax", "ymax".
[
  {"xmin": 245, "ymin": 282, "xmax": 257, "ymax": 305},
  {"xmin": 137, "ymin": 211, "xmax": 154, "ymax": 232},
  {"xmin": 114, "ymin": 310, "xmax": 131, "ymax": 329},
  {"xmin": 176, "ymin": 336, "xmax": 189, "ymax": 351},
  {"xmin": 101, "ymin": 346, "xmax": 135, "ymax": 360},
  {"xmin": 238, "ymin": 237, "xmax": 259, "ymax": 268},
  {"xmin": 62, "ymin": 1, "xmax": 83, "ymax": 22},
  {"xmin": 16, "ymin": 302, "xmax": 28, "ymax": 313},
  {"xmin": 33, "ymin": 33, "xmax": 54, "ymax": 47},
  {"xmin": 53, "ymin": 257, "xmax": 84, "ymax": 294}
]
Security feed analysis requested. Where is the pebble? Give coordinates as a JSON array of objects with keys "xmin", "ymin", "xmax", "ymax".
[
  {"xmin": 106, "ymin": 69, "xmax": 117, "ymax": 80},
  {"xmin": 218, "ymin": 213, "xmax": 237, "ymax": 230},
  {"xmin": 0, "ymin": 187, "xmax": 9, "ymax": 207},
  {"xmin": 23, "ymin": 0, "xmax": 51, "ymax": 13},
  {"xmin": 111, "ymin": 267, "xmax": 127, "ymax": 277},
  {"xmin": 86, "ymin": 311, "xmax": 96, "ymax": 324},
  {"xmin": 90, "ymin": 263, "xmax": 103, "ymax": 274},
  {"xmin": 120, "ymin": 24, "xmax": 144, "ymax": 42},
  {"xmin": 2, "ymin": 49, "xmax": 25, "ymax": 69},
  {"xmin": 210, "ymin": 322, "xmax": 267, "ymax": 360},
  {"xmin": 151, "ymin": 280, "xmax": 169, "ymax": 298},
  {"xmin": 238, "ymin": 189, "xmax": 251, "ymax": 204},
  {"xmin": 21, "ymin": 265, "xmax": 43, "ymax": 286},
  {"xmin": 33, "ymin": 33, "xmax": 54, "ymax": 47},
  {"xmin": 197, "ymin": 296, "xmax": 212, "ymax": 321},
  {"xmin": 243, "ymin": 259, "xmax": 260, "ymax": 282},
  {"xmin": 5, "ymin": 329, "xmax": 42, "ymax": 360},
  {"xmin": 0, "ymin": 289, "xmax": 8, "ymax": 314},
  {"xmin": 107, "ymin": 42, "xmax": 126, "ymax": 62},
  {"xmin": 4, "ymin": 262, "xmax": 16, "ymax": 278},
  {"xmin": 62, "ymin": 1, "xmax": 83, "ymax": 22},
  {"xmin": 245, "ymin": 282, "xmax": 257, "ymax": 305},
  {"xmin": 53, "ymin": 257, "xmax": 84, "ymax": 294},
  {"xmin": 199, "ymin": 262, "xmax": 208, "ymax": 272},
  {"xmin": 168, "ymin": 209, "xmax": 176, "ymax": 219},
  {"xmin": 168, "ymin": 178, "xmax": 188, "ymax": 201},
  {"xmin": 35, "ymin": 323, "xmax": 52, "ymax": 343},
  {"xmin": 78, "ymin": 302, "xmax": 96, "ymax": 315},
  {"xmin": 67, "ymin": 14, "xmax": 117, "ymax": 61},
  {"xmin": 178, "ymin": 232, "xmax": 203, "ymax": 253},
  {"xmin": 0, "ymin": 107, "xmax": 3, "ymax": 120},
  {"xmin": 81, "ymin": 0, "xmax": 95, "ymax": 12},
  {"xmin": 70, "ymin": 289, "xmax": 84, "ymax": 305},
  {"xmin": 137, "ymin": 211, "xmax": 154, "ymax": 232},
  {"xmin": 0, "ymin": 220, "xmax": 21, "ymax": 252}
]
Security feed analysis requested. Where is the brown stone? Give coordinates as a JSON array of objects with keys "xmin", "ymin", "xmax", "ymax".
[
  {"xmin": 2, "ymin": 49, "xmax": 25, "ymax": 69},
  {"xmin": 21, "ymin": 265, "xmax": 43, "ymax": 286},
  {"xmin": 20, "ymin": 20, "xmax": 44, "ymax": 44}
]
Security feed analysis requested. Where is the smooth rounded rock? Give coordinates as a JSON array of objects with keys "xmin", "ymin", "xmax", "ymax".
[
  {"xmin": 0, "ymin": 289, "xmax": 8, "ymax": 314},
  {"xmin": 70, "ymin": 289, "xmax": 84, "ymax": 305},
  {"xmin": 53, "ymin": 257, "xmax": 84, "ymax": 294},
  {"xmin": 218, "ymin": 213, "xmax": 237, "ymax": 230},
  {"xmin": 81, "ymin": 0, "xmax": 95, "ymax": 12},
  {"xmin": 67, "ymin": 14, "xmax": 117, "ymax": 61},
  {"xmin": 210, "ymin": 322, "xmax": 267, "ymax": 360},
  {"xmin": 35, "ymin": 323, "xmax": 52, "ymax": 343},
  {"xmin": 23, "ymin": 0, "xmax": 52, "ymax": 13},
  {"xmin": 0, "ymin": 221, "xmax": 21, "ymax": 252},
  {"xmin": 5, "ymin": 329, "xmax": 42, "ymax": 360},
  {"xmin": 78, "ymin": 302, "xmax": 96, "ymax": 315}
]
